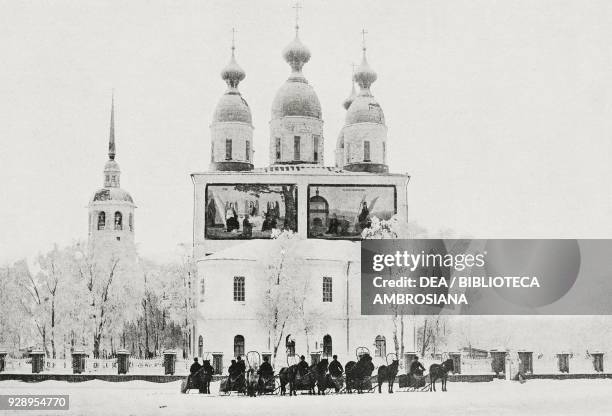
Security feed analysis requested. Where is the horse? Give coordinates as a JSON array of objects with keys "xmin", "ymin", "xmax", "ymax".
[
  {"xmin": 245, "ymin": 368, "xmax": 258, "ymax": 397},
  {"xmin": 279, "ymin": 366, "xmax": 291, "ymax": 395},
  {"xmin": 429, "ymin": 358, "xmax": 454, "ymax": 392},
  {"xmin": 377, "ymin": 359, "xmax": 399, "ymax": 393},
  {"xmin": 311, "ymin": 359, "xmax": 332, "ymax": 395},
  {"xmin": 181, "ymin": 363, "xmax": 213, "ymax": 394},
  {"xmin": 346, "ymin": 355, "xmax": 375, "ymax": 394},
  {"xmin": 284, "ymin": 362, "xmax": 317, "ymax": 395}
]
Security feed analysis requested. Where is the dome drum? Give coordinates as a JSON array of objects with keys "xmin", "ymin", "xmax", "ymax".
[
  {"xmin": 343, "ymin": 162, "xmax": 389, "ymax": 174},
  {"xmin": 210, "ymin": 161, "xmax": 254, "ymax": 171}
]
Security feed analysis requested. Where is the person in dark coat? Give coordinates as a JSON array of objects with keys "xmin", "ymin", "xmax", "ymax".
[
  {"xmin": 228, "ymin": 359, "xmax": 238, "ymax": 377},
  {"xmin": 297, "ymin": 355, "xmax": 309, "ymax": 377},
  {"xmin": 410, "ymin": 356, "xmax": 426, "ymax": 376},
  {"xmin": 236, "ymin": 356, "xmax": 246, "ymax": 374},
  {"xmin": 202, "ymin": 359, "xmax": 214, "ymax": 375},
  {"xmin": 257, "ymin": 356, "xmax": 274, "ymax": 392},
  {"xmin": 258, "ymin": 356, "xmax": 274, "ymax": 378},
  {"xmin": 329, "ymin": 355, "xmax": 343, "ymax": 377},
  {"xmin": 190, "ymin": 357, "xmax": 202, "ymax": 375},
  {"xmin": 242, "ymin": 215, "xmax": 253, "ymax": 238}
]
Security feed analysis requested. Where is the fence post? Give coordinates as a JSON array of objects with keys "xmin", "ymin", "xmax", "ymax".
[
  {"xmin": 489, "ymin": 350, "xmax": 507, "ymax": 377},
  {"xmin": 117, "ymin": 350, "xmax": 130, "ymax": 375},
  {"xmin": 71, "ymin": 349, "xmax": 86, "ymax": 374},
  {"xmin": 448, "ymin": 352, "xmax": 461, "ymax": 374},
  {"xmin": 557, "ymin": 352, "xmax": 570, "ymax": 373},
  {"xmin": 164, "ymin": 350, "xmax": 177, "ymax": 375},
  {"xmin": 517, "ymin": 351, "xmax": 533, "ymax": 375},
  {"xmin": 592, "ymin": 352, "xmax": 604, "ymax": 373},
  {"xmin": 0, "ymin": 350, "xmax": 6, "ymax": 373},
  {"xmin": 30, "ymin": 349, "xmax": 45, "ymax": 374}
]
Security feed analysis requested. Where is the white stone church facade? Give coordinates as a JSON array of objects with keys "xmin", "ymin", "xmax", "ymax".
[{"xmin": 191, "ymin": 21, "xmax": 412, "ymax": 374}]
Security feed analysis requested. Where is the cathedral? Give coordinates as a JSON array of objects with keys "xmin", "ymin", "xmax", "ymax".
[{"xmin": 192, "ymin": 18, "xmax": 410, "ymax": 373}]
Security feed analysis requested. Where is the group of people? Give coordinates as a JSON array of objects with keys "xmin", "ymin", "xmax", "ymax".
[{"xmin": 188, "ymin": 353, "xmax": 429, "ymax": 394}]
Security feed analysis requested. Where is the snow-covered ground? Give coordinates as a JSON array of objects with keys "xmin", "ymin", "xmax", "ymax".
[{"xmin": 1, "ymin": 379, "xmax": 611, "ymax": 416}]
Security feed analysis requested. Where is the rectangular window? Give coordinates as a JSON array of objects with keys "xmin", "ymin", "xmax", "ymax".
[
  {"xmin": 364, "ymin": 141, "xmax": 371, "ymax": 162},
  {"xmin": 294, "ymin": 136, "xmax": 300, "ymax": 160},
  {"xmin": 245, "ymin": 141, "xmax": 250, "ymax": 162},
  {"xmin": 275, "ymin": 137, "xmax": 281, "ymax": 161},
  {"xmin": 313, "ymin": 135, "xmax": 319, "ymax": 163},
  {"xmin": 233, "ymin": 276, "xmax": 245, "ymax": 301},
  {"xmin": 323, "ymin": 277, "xmax": 332, "ymax": 302},
  {"xmin": 225, "ymin": 139, "xmax": 232, "ymax": 160},
  {"xmin": 211, "ymin": 143, "xmax": 214, "ymax": 162},
  {"xmin": 200, "ymin": 278, "xmax": 205, "ymax": 299}
]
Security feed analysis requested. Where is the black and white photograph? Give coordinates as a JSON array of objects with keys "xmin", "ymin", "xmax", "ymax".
[{"xmin": 1, "ymin": 1, "xmax": 612, "ymax": 415}]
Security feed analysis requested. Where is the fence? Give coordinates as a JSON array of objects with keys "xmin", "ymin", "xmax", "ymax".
[{"xmin": 0, "ymin": 352, "xmax": 607, "ymax": 376}]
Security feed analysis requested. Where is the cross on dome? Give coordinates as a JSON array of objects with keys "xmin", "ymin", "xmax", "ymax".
[{"xmin": 293, "ymin": 1, "xmax": 302, "ymax": 34}]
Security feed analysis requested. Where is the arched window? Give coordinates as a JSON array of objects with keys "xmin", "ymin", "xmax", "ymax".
[
  {"xmin": 234, "ymin": 335, "xmax": 245, "ymax": 358},
  {"xmin": 375, "ymin": 335, "xmax": 386, "ymax": 357},
  {"xmin": 323, "ymin": 334, "xmax": 332, "ymax": 357},
  {"xmin": 198, "ymin": 335, "xmax": 203, "ymax": 358},
  {"xmin": 246, "ymin": 141, "xmax": 250, "ymax": 162},
  {"xmin": 364, "ymin": 140, "xmax": 371, "ymax": 162},
  {"xmin": 286, "ymin": 334, "xmax": 295, "ymax": 357},
  {"xmin": 114, "ymin": 211, "xmax": 122, "ymax": 230},
  {"xmin": 129, "ymin": 213, "xmax": 133, "ymax": 231},
  {"xmin": 97, "ymin": 212, "xmax": 106, "ymax": 230}
]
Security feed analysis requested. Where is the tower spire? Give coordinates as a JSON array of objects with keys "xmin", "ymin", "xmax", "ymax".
[
  {"xmin": 293, "ymin": 1, "xmax": 302, "ymax": 35},
  {"xmin": 231, "ymin": 27, "xmax": 237, "ymax": 57},
  {"xmin": 108, "ymin": 91, "xmax": 116, "ymax": 160}
]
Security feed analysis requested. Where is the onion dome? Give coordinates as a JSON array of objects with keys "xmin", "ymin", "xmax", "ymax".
[
  {"xmin": 354, "ymin": 51, "xmax": 378, "ymax": 91},
  {"xmin": 346, "ymin": 48, "xmax": 384, "ymax": 124},
  {"xmin": 271, "ymin": 32, "xmax": 321, "ymax": 119},
  {"xmin": 221, "ymin": 52, "xmax": 246, "ymax": 88},
  {"xmin": 282, "ymin": 35, "xmax": 311, "ymax": 74},
  {"xmin": 213, "ymin": 48, "xmax": 252, "ymax": 124}
]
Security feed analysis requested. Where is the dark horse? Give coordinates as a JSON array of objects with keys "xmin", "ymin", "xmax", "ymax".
[
  {"xmin": 181, "ymin": 364, "xmax": 213, "ymax": 394},
  {"xmin": 311, "ymin": 359, "xmax": 333, "ymax": 395},
  {"xmin": 377, "ymin": 359, "xmax": 399, "ymax": 393},
  {"xmin": 429, "ymin": 359, "xmax": 454, "ymax": 392},
  {"xmin": 279, "ymin": 363, "xmax": 317, "ymax": 395},
  {"xmin": 346, "ymin": 354, "xmax": 375, "ymax": 393}
]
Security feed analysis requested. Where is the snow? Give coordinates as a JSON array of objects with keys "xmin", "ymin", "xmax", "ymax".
[{"xmin": 0, "ymin": 379, "xmax": 611, "ymax": 416}]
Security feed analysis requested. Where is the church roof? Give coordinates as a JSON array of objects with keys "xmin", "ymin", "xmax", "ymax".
[
  {"xmin": 90, "ymin": 187, "xmax": 134, "ymax": 204},
  {"xmin": 200, "ymin": 239, "xmax": 360, "ymax": 263}
]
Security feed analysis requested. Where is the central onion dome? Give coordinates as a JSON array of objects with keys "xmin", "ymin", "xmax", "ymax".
[
  {"xmin": 271, "ymin": 33, "xmax": 321, "ymax": 119},
  {"xmin": 213, "ymin": 50, "xmax": 252, "ymax": 124},
  {"xmin": 346, "ymin": 50, "xmax": 384, "ymax": 125}
]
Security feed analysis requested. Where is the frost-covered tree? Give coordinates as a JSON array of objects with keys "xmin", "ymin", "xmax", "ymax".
[
  {"xmin": 257, "ymin": 230, "xmax": 307, "ymax": 367},
  {"xmin": 72, "ymin": 241, "xmax": 141, "ymax": 358}
]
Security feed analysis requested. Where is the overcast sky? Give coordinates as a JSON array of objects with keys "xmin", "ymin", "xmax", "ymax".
[{"xmin": 1, "ymin": 0, "xmax": 611, "ymax": 263}]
